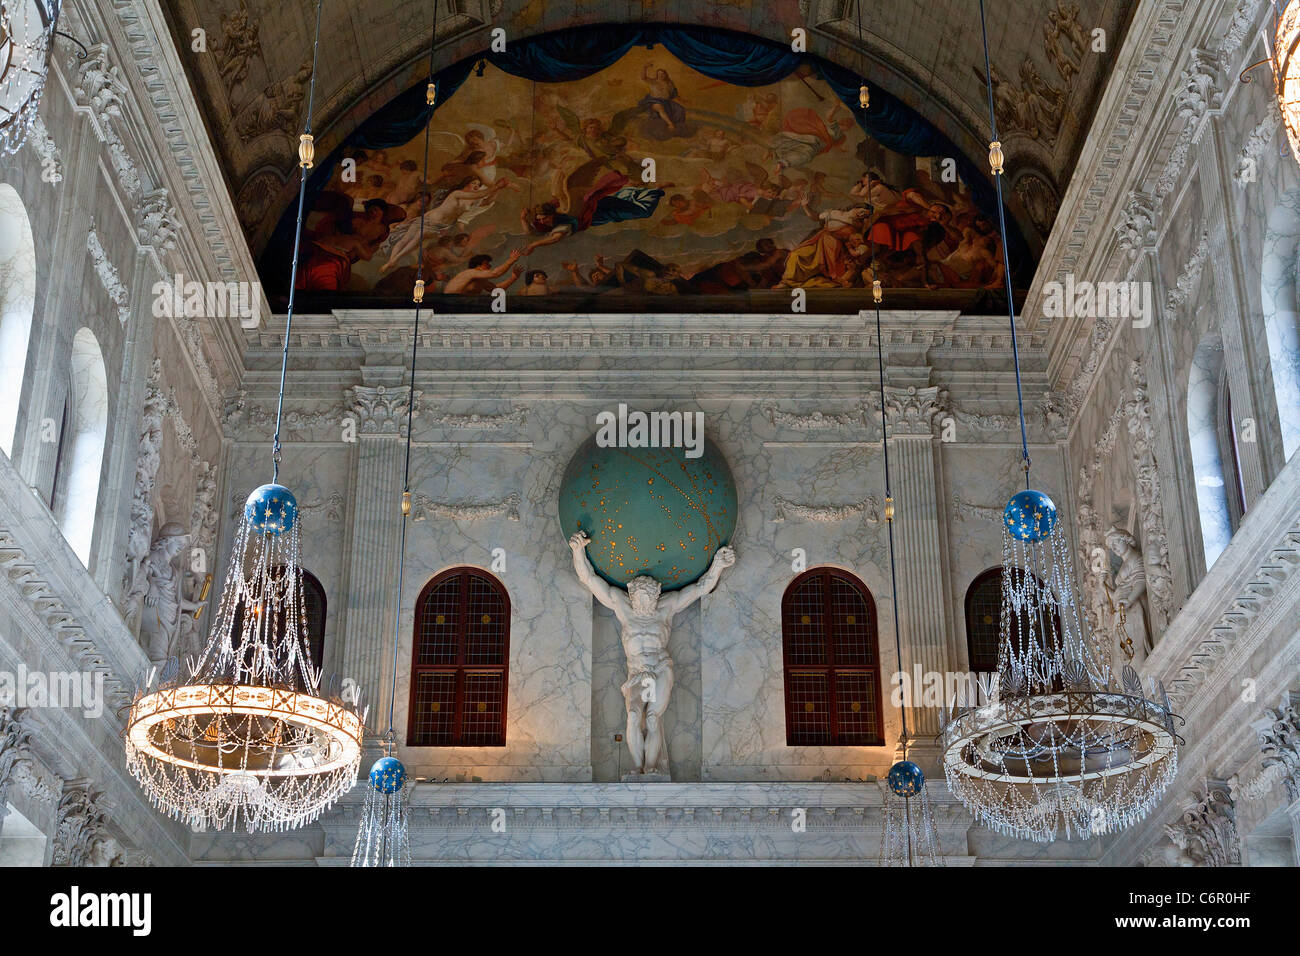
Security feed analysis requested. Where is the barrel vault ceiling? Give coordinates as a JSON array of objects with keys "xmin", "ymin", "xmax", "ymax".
[{"xmin": 161, "ymin": 0, "xmax": 1136, "ymax": 261}]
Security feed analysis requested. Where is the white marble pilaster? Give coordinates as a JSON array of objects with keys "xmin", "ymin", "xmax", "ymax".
[
  {"xmin": 339, "ymin": 385, "xmax": 413, "ymax": 734},
  {"xmin": 881, "ymin": 385, "xmax": 952, "ymax": 743}
]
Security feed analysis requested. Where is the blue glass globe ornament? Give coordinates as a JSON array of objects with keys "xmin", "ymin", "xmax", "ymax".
[
  {"xmin": 244, "ymin": 483, "xmax": 298, "ymax": 534},
  {"xmin": 1002, "ymin": 489, "xmax": 1058, "ymax": 542},
  {"xmin": 368, "ymin": 756, "xmax": 406, "ymax": 795},
  {"xmin": 888, "ymin": 760, "xmax": 925, "ymax": 798}
]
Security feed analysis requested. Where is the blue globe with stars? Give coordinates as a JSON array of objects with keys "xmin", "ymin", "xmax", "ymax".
[
  {"xmin": 244, "ymin": 483, "xmax": 298, "ymax": 534},
  {"xmin": 887, "ymin": 760, "xmax": 925, "ymax": 797},
  {"xmin": 1003, "ymin": 489, "xmax": 1058, "ymax": 542},
  {"xmin": 558, "ymin": 432, "xmax": 737, "ymax": 591},
  {"xmin": 368, "ymin": 756, "xmax": 406, "ymax": 795}
]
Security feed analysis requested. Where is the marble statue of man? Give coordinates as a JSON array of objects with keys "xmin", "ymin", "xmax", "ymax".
[
  {"xmin": 569, "ymin": 531, "xmax": 736, "ymax": 779},
  {"xmin": 140, "ymin": 522, "xmax": 205, "ymax": 664},
  {"xmin": 1106, "ymin": 525, "xmax": 1150, "ymax": 661}
]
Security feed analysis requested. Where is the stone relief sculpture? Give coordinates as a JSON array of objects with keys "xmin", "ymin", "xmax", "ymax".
[
  {"xmin": 569, "ymin": 531, "xmax": 735, "ymax": 780},
  {"xmin": 138, "ymin": 523, "xmax": 206, "ymax": 664},
  {"xmin": 122, "ymin": 360, "xmax": 165, "ymax": 630},
  {"xmin": 1163, "ymin": 780, "xmax": 1240, "ymax": 867},
  {"xmin": 214, "ymin": 0, "xmax": 261, "ymax": 93},
  {"xmin": 1106, "ymin": 525, "xmax": 1151, "ymax": 662},
  {"xmin": 1124, "ymin": 359, "xmax": 1174, "ymax": 631},
  {"xmin": 52, "ymin": 783, "xmax": 120, "ymax": 867},
  {"xmin": 1255, "ymin": 694, "xmax": 1300, "ymax": 802},
  {"xmin": 237, "ymin": 61, "xmax": 311, "ymax": 141},
  {"xmin": 0, "ymin": 708, "xmax": 58, "ymax": 838}
]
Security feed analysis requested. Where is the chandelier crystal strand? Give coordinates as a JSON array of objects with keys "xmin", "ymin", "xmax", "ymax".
[
  {"xmin": 869, "ymin": 249, "xmax": 941, "ymax": 866},
  {"xmin": 353, "ymin": 0, "xmax": 443, "ymax": 868},
  {"xmin": 936, "ymin": 0, "xmax": 1181, "ymax": 844},
  {"xmin": 0, "ymin": 1, "xmax": 62, "ymax": 155},
  {"xmin": 124, "ymin": 0, "xmax": 363, "ymax": 834}
]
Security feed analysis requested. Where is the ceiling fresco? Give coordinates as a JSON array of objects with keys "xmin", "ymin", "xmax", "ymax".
[
  {"xmin": 263, "ymin": 31, "xmax": 1029, "ymax": 313},
  {"xmin": 161, "ymin": 0, "xmax": 1136, "ymax": 312}
]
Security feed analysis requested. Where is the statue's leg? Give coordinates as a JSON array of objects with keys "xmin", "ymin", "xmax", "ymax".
[
  {"xmin": 621, "ymin": 681, "xmax": 646, "ymax": 772},
  {"xmin": 642, "ymin": 662, "xmax": 674, "ymax": 776}
]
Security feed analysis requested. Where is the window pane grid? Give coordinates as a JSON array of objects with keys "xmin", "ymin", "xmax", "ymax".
[
  {"xmin": 781, "ymin": 569, "xmax": 883, "ymax": 747},
  {"xmin": 409, "ymin": 569, "xmax": 509, "ymax": 747}
]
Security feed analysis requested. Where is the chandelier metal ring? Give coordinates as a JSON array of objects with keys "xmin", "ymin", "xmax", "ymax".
[
  {"xmin": 126, "ymin": 684, "xmax": 362, "ymax": 779},
  {"xmin": 943, "ymin": 692, "xmax": 1178, "ymax": 786}
]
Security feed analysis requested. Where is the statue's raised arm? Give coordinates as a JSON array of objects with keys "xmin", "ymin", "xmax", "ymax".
[
  {"xmin": 659, "ymin": 546, "xmax": 735, "ymax": 616},
  {"xmin": 569, "ymin": 531, "xmax": 626, "ymax": 613}
]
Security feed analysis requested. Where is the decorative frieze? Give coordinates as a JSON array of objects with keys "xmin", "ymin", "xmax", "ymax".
[
  {"xmin": 772, "ymin": 495, "xmax": 881, "ymax": 524},
  {"xmin": 25, "ymin": 114, "xmax": 62, "ymax": 184},
  {"xmin": 761, "ymin": 402, "xmax": 868, "ymax": 430},
  {"xmin": 1166, "ymin": 229, "xmax": 1211, "ymax": 314},
  {"xmin": 1125, "ymin": 360, "xmax": 1174, "ymax": 630},
  {"xmin": 86, "ymin": 221, "xmax": 131, "ymax": 326},
  {"xmin": 1234, "ymin": 113, "xmax": 1280, "ymax": 188},
  {"xmin": 951, "ymin": 496, "xmax": 1002, "ymax": 523},
  {"xmin": 409, "ymin": 492, "xmax": 521, "ymax": 523},
  {"xmin": 425, "ymin": 406, "xmax": 528, "ymax": 430}
]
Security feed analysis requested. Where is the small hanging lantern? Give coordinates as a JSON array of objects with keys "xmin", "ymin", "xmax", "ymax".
[
  {"xmin": 426, "ymin": 80, "xmax": 438, "ymax": 106},
  {"xmin": 859, "ymin": 83, "xmax": 870, "ymax": 109},
  {"xmin": 872, "ymin": 278, "xmax": 883, "ymax": 304},
  {"xmin": 298, "ymin": 132, "xmax": 315, "ymax": 169},
  {"xmin": 988, "ymin": 139, "xmax": 1004, "ymax": 176},
  {"xmin": 412, "ymin": 278, "xmax": 425, "ymax": 304}
]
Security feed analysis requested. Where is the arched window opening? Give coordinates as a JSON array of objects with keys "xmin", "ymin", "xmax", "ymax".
[
  {"xmin": 780, "ymin": 567, "xmax": 883, "ymax": 747},
  {"xmin": 408, "ymin": 567, "xmax": 510, "ymax": 747},
  {"xmin": 964, "ymin": 569, "xmax": 1003, "ymax": 674},
  {"xmin": 53, "ymin": 328, "xmax": 108, "ymax": 567},
  {"xmin": 229, "ymin": 567, "xmax": 327, "ymax": 681},
  {"xmin": 964, "ymin": 567, "xmax": 1061, "ymax": 679},
  {"xmin": 1188, "ymin": 336, "xmax": 1233, "ymax": 569},
  {"xmin": 0, "ymin": 183, "xmax": 36, "ymax": 457}
]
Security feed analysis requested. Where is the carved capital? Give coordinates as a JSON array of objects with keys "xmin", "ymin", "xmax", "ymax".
[
  {"xmin": 1255, "ymin": 692, "xmax": 1300, "ymax": 802},
  {"xmin": 52, "ymin": 781, "xmax": 115, "ymax": 867},
  {"xmin": 877, "ymin": 385, "xmax": 947, "ymax": 436},
  {"xmin": 1164, "ymin": 779, "xmax": 1240, "ymax": 867},
  {"xmin": 348, "ymin": 386, "xmax": 419, "ymax": 434},
  {"xmin": 1115, "ymin": 191, "xmax": 1158, "ymax": 257}
]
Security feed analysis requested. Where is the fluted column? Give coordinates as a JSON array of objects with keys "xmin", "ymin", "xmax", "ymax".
[
  {"xmin": 339, "ymin": 385, "xmax": 416, "ymax": 734},
  {"xmin": 880, "ymin": 386, "xmax": 952, "ymax": 742}
]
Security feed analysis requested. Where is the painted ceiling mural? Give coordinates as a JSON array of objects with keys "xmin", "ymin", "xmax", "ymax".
[{"xmin": 262, "ymin": 26, "xmax": 1032, "ymax": 313}]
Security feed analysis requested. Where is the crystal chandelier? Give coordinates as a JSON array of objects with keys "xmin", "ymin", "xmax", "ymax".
[
  {"xmin": 937, "ymin": 0, "xmax": 1181, "ymax": 844},
  {"xmin": 0, "ymin": 0, "xmax": 61, "ymax": 155},
  {"xmin": 1272, "ymin": 1, "xmax": 1300, "ymax": 166},
  {"xmin": 352, "ymin": 0, "xmax": 447, "ymax": 869},
  {"xmin": 866, "ymin": 256, "xmax": 941, "ymax": 866},
  {"xmin": 125, "ymin": 0, "xmax": 363, "ymax": 833}
]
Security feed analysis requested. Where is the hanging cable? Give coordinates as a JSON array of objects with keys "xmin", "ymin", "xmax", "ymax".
[
  {"xmin": 383, "ymin": 0, "xmax": 440, "ymax": 751},
  {"xmin": 269, "ymin": 0, "xmax": 325, "ymax": 484},
  {"xmin": 977, "ymin": 0, "xmax": 1031, "ymax": 485},
  {"xmin": 868, "ymin": 229, "xmax": 918, "ymax": 865}
]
